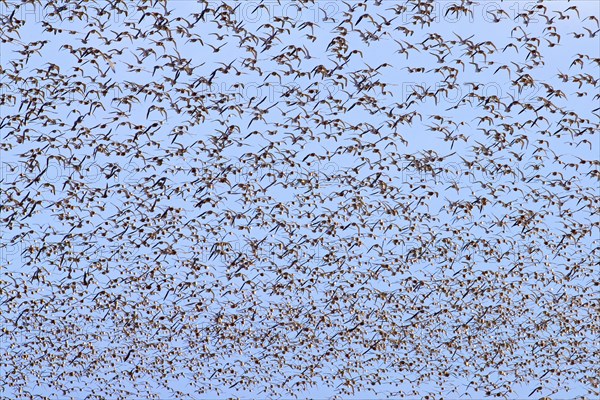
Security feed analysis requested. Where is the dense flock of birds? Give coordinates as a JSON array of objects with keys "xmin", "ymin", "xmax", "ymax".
[{"xmin": 0, "ymin": 0, "xmax": 599, "ymax": 398}]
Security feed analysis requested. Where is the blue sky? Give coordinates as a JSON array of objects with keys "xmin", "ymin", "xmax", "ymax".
[{"xmin": 1, "ymin": 0, "xmax": 599, "ymax": 398}]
